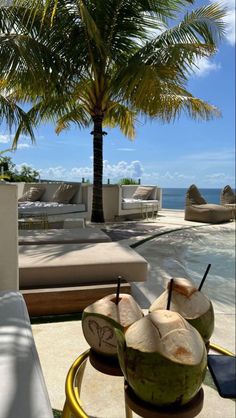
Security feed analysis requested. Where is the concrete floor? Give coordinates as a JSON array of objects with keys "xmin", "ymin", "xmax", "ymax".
[{"xmin": 32, "ymin": 210, "xmax": 236, "ymax": 418}]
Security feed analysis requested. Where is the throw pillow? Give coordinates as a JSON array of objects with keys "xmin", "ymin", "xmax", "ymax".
[
  {"xmin": 132, "ymin": 186, "xmax": 154, "ymax": 200},
  {"xmin": 18, "ymin": 186, "xmax": 45, "ymax": 202},
  {"xmin": 52, "ymin": 183, "xmax": 78, "ymax": 203}
]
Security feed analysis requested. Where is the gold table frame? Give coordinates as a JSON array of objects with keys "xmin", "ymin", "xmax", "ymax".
[{"xmin": 62, "ymin": 344, "xmax": 234, "ymax": 418}]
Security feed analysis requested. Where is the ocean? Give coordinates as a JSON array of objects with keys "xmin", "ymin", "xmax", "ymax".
[{"xmin": 162, "ymin": 188, "xmax": 223, "ymax": 210}]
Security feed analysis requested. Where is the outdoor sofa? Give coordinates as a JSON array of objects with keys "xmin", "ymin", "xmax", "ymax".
[
  {"xmin": 184, "ymin": 184, "xmax": 232, "ymax": 223},
  {"xmin": 0, "ymin": 290, "xmax": 53, "ymax": 418},
  {"xmin": 117, "ymin": 185, "xmax": 162, "ymax": 219},
  {"xmin": 17, "ymin": 182, "xmax": 162, "ymax": 221},
  {"xmin": 18, "ymin": 181, "xmax": 90, "ymax": 221}
]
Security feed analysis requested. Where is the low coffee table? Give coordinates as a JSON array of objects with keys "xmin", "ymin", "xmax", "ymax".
[
  {"xmin": 18, "ymin": 214, "xmax": 49, "ymax": 230},
  {"xmin": 62, "ymin": 349, "xmax": 204, "ymax": 418},
  {"xmin": 140, "ymin": 201, "xmax": 158, "ymax": 220}
]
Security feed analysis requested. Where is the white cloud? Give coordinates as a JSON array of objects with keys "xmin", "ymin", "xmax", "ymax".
[
  {"xmin": 224, "ymin": 9, "xmax": 235, "ymax": 45},
  {"xmin": 71, "ymin": 166, "xmax": 93, "ymax": 177},
  {"xmin": 30, "ymin": 159, "xmax": 235, "ymax": 189},
  {"xmin": 38, "ymin": 166, "xmax": 67, "ymax": 179},
  {"xmin": 192, "ymin": 57, "xmax": 221, "ymax": 77},
  {"xmin": 37, "ymin": 160, "xmax": 144, "ymax": 181},
  {"xmin": 0, "ymin": 134, "xmax": 11, "ymax": 143},
  {"xmin": 17, "ymin": 143, "xmax": 31, "ymax": 149},
  {"xmin": 190, "ymin": 1, "xmax": 235, "ymax": 78},
  {"xmin": 183, "ymin": 149, "xmax": 234, "ymax": 163},
  {"xmin": 209, "ymin": 0, "xmax": 235, "ymax": 45},
  {"xmin": 206, "ymin": 172, "xmax": 227, "ymax": 180},
  {"xmin": 160, "ymin": 171, "xmax": 195, "ymax": 181},
  {"xmin": 0, "ymin": 133, "xmax": 32, "ymax": 145},
  {"xmin": 205, "ymin": 172, "xmax": 235, "ymax": 185},
  {"xmin": 103, "ymin": 160, "xmax": 143, "ymax": 179}
]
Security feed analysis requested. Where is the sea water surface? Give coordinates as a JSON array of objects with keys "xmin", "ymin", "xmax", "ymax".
[{"xmin": 162, "ymin": 188, "xmax": 223, "ymax": 209}]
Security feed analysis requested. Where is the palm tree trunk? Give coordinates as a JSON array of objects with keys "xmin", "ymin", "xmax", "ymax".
[{"xmin": 91, "ymin": 114, "xmax": 105, "ymax": 223}]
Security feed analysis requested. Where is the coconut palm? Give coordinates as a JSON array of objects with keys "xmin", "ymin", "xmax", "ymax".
[{"xmin": 0, "ymin": 0, "xmax": 226, "ymax": 222}]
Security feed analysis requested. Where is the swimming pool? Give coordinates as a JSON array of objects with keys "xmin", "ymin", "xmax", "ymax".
[{"xmin": 133, "ymin": 225, "xmax": 235, "ymax": 315}]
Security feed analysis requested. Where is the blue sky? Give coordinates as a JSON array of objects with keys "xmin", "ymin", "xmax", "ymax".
[{"xmin": 0, "ymin": 0, "xmax": 235, "ymax": 188}]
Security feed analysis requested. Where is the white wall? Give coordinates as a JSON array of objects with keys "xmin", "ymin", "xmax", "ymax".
[
  {"xmin": 0, "ymin": 183, "xmax": 19, "ymax": 290},
  {"xmin": 103, "ymin": 185, "xmax": 120, "ymax": 221},
  {"xmin": 15, "ymin": 182, "xmax": 25, "ymax": 199},
  {"xmin": 86, "ymin": 184, "xmax": 120, "ymax": 221}
]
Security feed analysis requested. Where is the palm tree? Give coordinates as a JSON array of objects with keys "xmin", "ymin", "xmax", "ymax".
[{"xmin": 0, "ymin": 0, "xmax": 226, "ymax": 222}]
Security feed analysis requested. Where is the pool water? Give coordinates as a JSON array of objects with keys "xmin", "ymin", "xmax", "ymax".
[{"xmin": 133, "ymin": 225, "xmax": 235, "ymax": 315}]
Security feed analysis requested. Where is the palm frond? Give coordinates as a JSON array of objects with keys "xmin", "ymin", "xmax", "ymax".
[
  {"xmin": 0, "ymin": 93, "xmax": 36, "ymax": 147},
  {"xmin": 104, "ymin": 102, "xmax": 136, "ymax": 139},
  {"xmin": 55, "ymin": 106, "xmax": 91, "ymax": 134},
  {"xmin": 137, "ymin": 85, "xmax": 221, "ymax": 122},
  {"xmin": 0, "ymin": 0, "xmax": 226, "ymax": 146}
]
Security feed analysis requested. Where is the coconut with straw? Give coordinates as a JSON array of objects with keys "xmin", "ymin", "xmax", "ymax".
[
  {"xmin": 82, "ymin": 276, "xmax": 143, "ymax": 356},
  {"xmin": 149, "ymin": 265, "xmax": 214, "ymax": 343}
]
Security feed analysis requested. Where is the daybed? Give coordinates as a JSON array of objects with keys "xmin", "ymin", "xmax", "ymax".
[
  {"xmin": 184, "ymin": 184, "xmax": 232, "ymax": 223},
  {"xmin": 19, "ymin": 242, "xmax": 148, "ymax": 315},
  {"xmin": 117, "ymin": 185, "xmax": 162, "ymax": 219},
  {"xmin": 220, "ymin": 185, "xmax": 236, "ymax": 218},
  {"xmin": 0, "ymin": 291, "xmax": 53, "ymax": 418},
  {"xmin": 18, "ymin": 181, "xmax": 90, "ymax": 221}
]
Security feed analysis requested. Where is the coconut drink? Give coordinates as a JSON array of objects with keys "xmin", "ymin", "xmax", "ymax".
[
  {"xmin": 149, "ymin": 278, "xmax": 214, "ymax": 343},
  {"xmin": 82, "ymin": 293, "xmax": 143, "ymax": 356},
  {"xmin": 116, "ymin": 310, "xmax": 207, "ymax": 406}
]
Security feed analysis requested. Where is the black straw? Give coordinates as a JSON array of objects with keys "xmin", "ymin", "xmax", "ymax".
[
  {"xmin": 166, "ymin": 278, "xmax": 174, "ymax": 310},
  {"xmin": 198, "ymin": 264, "xmax": 211, "ymax": 291},
  {"xmin": 116, "ymin": 276, "xmax": 122, "ymax": 305}
]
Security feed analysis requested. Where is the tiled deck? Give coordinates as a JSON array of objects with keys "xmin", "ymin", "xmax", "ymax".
[{"xmin": 32, "ymin": 210, "xmax": 235, "ymax": 418}]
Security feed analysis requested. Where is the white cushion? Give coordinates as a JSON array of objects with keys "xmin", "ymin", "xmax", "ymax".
[
  {"xmin": 0, "ymin": 291, "xmax": 53, "ymax": 418},
  {"xmin": 122, "ymin": 199, "xmax": 159, "ymax": 210},
  {"xmin": 18, "ymin": 201, "xmax": 86, "ymax": 216}
]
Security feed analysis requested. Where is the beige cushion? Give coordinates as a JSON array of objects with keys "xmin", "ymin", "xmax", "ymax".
[
  {"xmin": 18, "ymin": 186, "xmax": 45, "ymax": 202},
  {"xmin": 132, "ymin": 186, "xmax": 153, "ymax": 200},
  {"xmin": 186, "ymin": 184, "xmax": 206, "ymax": 205},
  {"xmin": 52, "ymin": 183, "xmax": 78, "ymax": 203},
  {"xmin": 185, "ymin": 204, "xmax": 232, "ymax": 223},
  {"xmin": 19, "ymin": 242, "xmax": 148, "ymax": 288}
]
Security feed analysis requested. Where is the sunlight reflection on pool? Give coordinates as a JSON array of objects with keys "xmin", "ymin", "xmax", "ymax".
[{"xmin": 133, "ymin": 225, "xmax": 235, "ymax": 314}]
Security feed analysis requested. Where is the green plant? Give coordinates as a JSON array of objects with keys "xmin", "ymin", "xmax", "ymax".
[{"xmin": 118, "ymin": 178, "xmax": 139, "ymax": 185}]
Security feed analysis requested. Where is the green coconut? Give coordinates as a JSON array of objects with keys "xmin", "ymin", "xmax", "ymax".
[
  {"xmin": 149, "ymin": 278, "xmax": 214, "ymax": 343},
  {"xmin": 116, "ymin": 310, "xmax": 207, "ymax": 406},
  {"xmin": 82, "ymin": 293, "xmax": 143, "ymax": 356}
]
